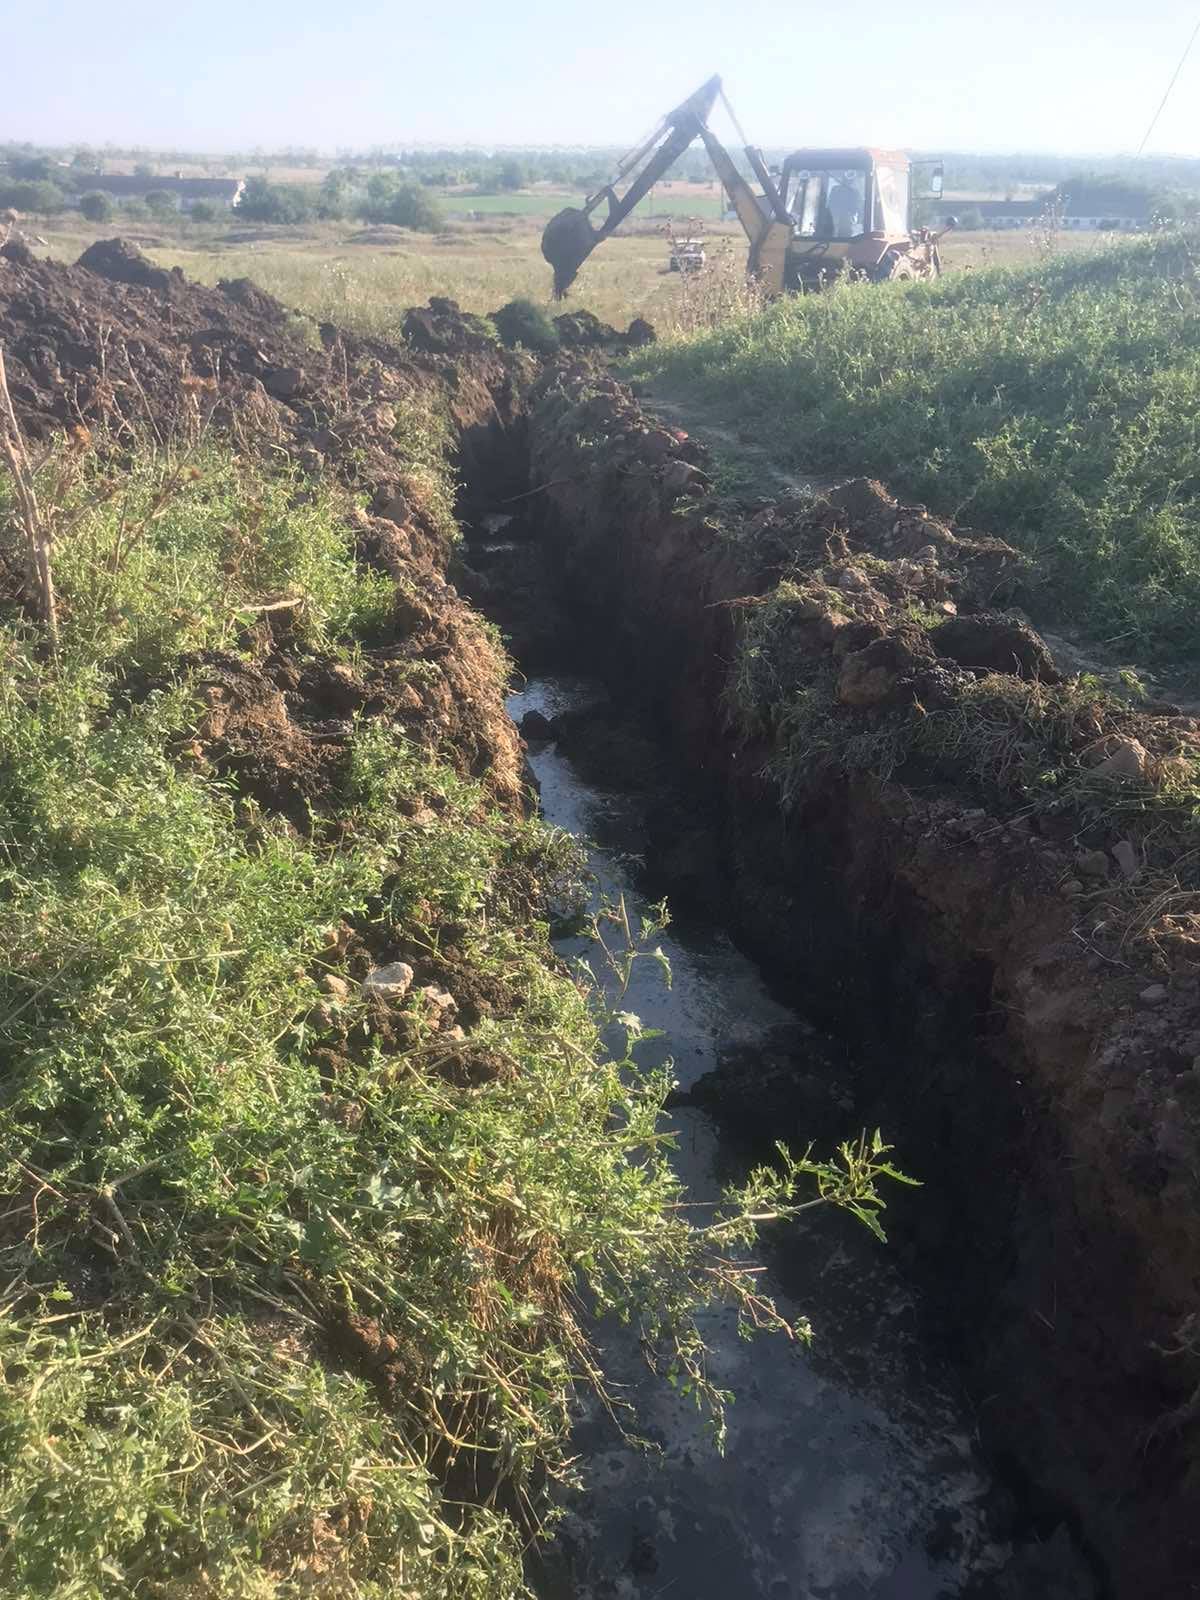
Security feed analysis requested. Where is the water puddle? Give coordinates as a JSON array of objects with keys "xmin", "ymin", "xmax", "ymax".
[{"xmin": 509, "ymin": 675, "xmax": 1086, "ymax": 1600}]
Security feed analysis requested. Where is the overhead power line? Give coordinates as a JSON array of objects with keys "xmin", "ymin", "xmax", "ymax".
[{"xmin": 1137, "ymin": 15, "xmax": 1200, "ymax": 155}]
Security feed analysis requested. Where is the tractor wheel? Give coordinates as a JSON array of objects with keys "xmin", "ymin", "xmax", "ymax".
[{"xmin": 871, "ymin": 250, "xmax": 915, "ymax": 283}]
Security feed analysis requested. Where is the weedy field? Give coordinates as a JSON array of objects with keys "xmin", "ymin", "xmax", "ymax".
[
  {"xmin": 31, "ymin": 213, "xmax": 1103, "ymax": 338},
  {"xmin": 627, "ymin": 228, "xmax": 1200, "ymax": 666}
]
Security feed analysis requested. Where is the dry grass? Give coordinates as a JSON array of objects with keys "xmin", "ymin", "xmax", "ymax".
[{"xmin": 32, "ymin": 215, "xmax": 1103, "ymax": 336}]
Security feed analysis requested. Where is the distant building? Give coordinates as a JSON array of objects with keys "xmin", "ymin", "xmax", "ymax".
[
  {"xmin": 930, "ymin": 192, "xmax": 1150, "ymax": 232},
  {"xmin": 77, "ymin": 175, "xmax": 245, "ymax": 212}
]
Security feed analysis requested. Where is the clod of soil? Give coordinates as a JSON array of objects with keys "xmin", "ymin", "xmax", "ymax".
[
  {"xmin": 932, "ymin": 608, "xmax": 1061, "ymax": 681},
  {"xmin": 77, "ymin": 236, "xmax": 182, "ymax": 293}
]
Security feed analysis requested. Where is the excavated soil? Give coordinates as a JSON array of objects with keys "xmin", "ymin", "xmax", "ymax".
[
  {"xmin": 0, "ymin": 239, "xmax": 525, "ymax": 496},
  {"xmin": 0, "ymin": 239, "xmax": 529, "ymax": 822},
  {"xmin": 512, "ymin": 359, "xmax": 1200, "ymax": 1598}
]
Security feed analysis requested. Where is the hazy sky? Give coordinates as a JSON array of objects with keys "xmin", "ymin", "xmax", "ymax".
[{"xmin": 5, "ymin": 0, "xmax": 1200, "ymax": 155}]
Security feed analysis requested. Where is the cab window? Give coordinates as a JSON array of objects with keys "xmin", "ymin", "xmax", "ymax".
[{"xmin": 788, "ymin": 170, "xmax": 867, "ymax": 239}]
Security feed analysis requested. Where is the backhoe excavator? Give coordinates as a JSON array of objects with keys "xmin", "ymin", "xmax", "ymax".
[{"xmin": 541, "ymin": 75, "xmax": 955, "ymax": 296}]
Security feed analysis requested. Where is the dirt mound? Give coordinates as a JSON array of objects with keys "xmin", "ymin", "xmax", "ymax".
[
  {"xmin": 402, "ymin": 297, "xmax": 496, "ymax": 355},
  {"xmin": 0, "ymin": 239, "xmax": 522, "ymax": 502},
  {"xmin": 932, "ymin": 608, "xmax": 1061, "ymax": 681},
  {"xmin": 0, "ymin": 236, "xmax": 321, "ymax": 444},
  {"xmin": 553, "ymin": 308, "xmax": 656, "ymax": 350},
  {"xmin": 0, "ymin": 239, "xmax": 529, "ymax": 823},
  {"xmin": 176, "ymin": 614, "xmax": 522, "ymax": 831},
  {"xmin": 77, "ymin": 236, "xmax": 181, "ymax": 293},
  {"xmin": 216, "ymin": 275, "xmax": 291, "ymax": 323}
]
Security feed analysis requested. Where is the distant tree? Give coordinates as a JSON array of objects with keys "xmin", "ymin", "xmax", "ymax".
[
  {"xmin": 71, "ymin": 150, "xmax": 101, "ymax": 174},
  {"xmin": 235, "ymin": 177, "xmax": 314, "ymax": 224},
  {"xmin": 79, "ymin": 190, "xmax": 115, "ymax": 222},
  {"xmin": 1053, "ymin": 172, "xmax": 1161, "ymax": 217},
  {"xmin": 8, "ymin": 156, "xmax": 56, "ymax": 183},
  {"xmin": 144, "ymin": 190, "xmax": 178, "ymax": 219},
  {"xmin": 0, "ymin": 179, "xmax": 67, "ymax": 214},
  {"xmin": 133, "ymin": 162, "xmax": 156, "ymax": 179},
  {"xmin": 955, "ymin": 206, "xmax": 986, "ymax": 231},
  {"xmin": 496, "ymin": 157, "xmax": 527, "ymax": 191},
  {"xmin": 315, "ymin": 169, "xmax": 351, "ymax": 220},
  {"xmin": 359, "ymin": 174, "xmax": 442, "ymax": 230},
  {"xmin": 188, "ymin": 200, "xmax": 218, "ymax": 223}
]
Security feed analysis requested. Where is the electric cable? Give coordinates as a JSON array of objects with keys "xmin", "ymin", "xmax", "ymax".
[{"xmin": 1137, "ymin": 15, "xmax": 1200, "ymax": 155}]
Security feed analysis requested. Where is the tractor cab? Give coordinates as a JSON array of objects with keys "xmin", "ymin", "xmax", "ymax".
[{"xmin": 777, "ymin": 149, "xmax": 943, "ymax": 286}]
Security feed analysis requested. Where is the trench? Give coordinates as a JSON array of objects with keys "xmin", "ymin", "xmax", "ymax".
[{"xmin": 454, "ymin": 477, "xmax": 1101, "ymax": 1599}]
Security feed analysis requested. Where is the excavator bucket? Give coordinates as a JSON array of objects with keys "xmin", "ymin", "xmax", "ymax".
[
  {"xmin": 542, "ymin": 75, "xmax": 723, "ymax": 296},
  {"xmin": 542, "ymin": 206, "xmax": 599, "ymax": 297}
]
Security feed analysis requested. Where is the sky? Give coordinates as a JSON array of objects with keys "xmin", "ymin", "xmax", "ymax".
[{"xmin": 4, "ymin": 0, "xmax": 1200, "ymax": 157}]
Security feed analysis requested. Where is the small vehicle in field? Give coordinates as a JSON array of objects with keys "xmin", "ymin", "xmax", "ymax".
[
  {"xmin": 542, "ymin": 75, "xmax": 956, "ymax": 296},
  {"xmin": 668, "ymin": 237, "xmax": 707, "ymax": 273}
]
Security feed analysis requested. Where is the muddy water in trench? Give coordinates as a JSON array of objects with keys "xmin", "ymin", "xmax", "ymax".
[{"xmin": 506, "ymin": 671, "xmax": 1089, "ymax": 1600}]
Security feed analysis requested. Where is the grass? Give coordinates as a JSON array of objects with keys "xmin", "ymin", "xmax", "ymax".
[
  {"xmin": 626, "ymin": 229, "xmax": 1200, "ymax": 664},
  {"xmin": 0, "ymin": 429, "xmax": 902, "ymax": 1597},
  {"xmin": 439, "ymin": 190, "xmax": 726, "ymax": 220},
  {"xmin": 33, "ymin": 213, "xmax": 1099, "ymax": 340}
]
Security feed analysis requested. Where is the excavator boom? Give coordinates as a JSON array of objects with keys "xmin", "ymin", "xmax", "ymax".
[{"xmin": 543, "ymin": 75, "xmax": 762, "ymax": 296}]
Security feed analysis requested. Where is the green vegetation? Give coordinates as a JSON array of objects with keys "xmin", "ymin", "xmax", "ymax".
[
  {"xmin": 236, "ymin": 176, "xmax": 323, "ymax": 226},
  {"xmin": 359, "ymin": 175, "xmax": 443, "ymax": 231},
  {"xmin": 492, "ymin": 298, "xmax": 560, "ymax": 355},
  {"xmin": 0, "ymin": 179, "xmax": 68, "ymax": 215},
  {"xmin": 0, "ymin": 433, "xmax": 901, "ymax": 1597},
  {"xmin": 144, "ymin": 189, "xmax": 178, "ymax": 221},
  {"xmin": 77, "ymin": 191, "xmax": 114, "ymax": 223},
  {"xmin": 236, "ymin": 173, "xmax": 444, "ymax": 231},
  {"xmin": 627, "ymin": 230, "xmax": 1200, "ymax": 661}
]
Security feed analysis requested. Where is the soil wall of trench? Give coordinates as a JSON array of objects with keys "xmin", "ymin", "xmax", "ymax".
[{"xmin": 497, "ymin": 360, "xmax": 1200, "ymax": 1599}]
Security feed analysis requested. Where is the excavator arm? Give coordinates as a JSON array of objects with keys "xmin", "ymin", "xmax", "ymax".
[{"xmin": 541, "ymin": 75, "xmax": 792, "ymax": 296}]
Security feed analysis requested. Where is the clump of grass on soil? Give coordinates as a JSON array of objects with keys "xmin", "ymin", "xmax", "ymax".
[
  {"xmin": 626, "ymin": 230, "xmax": 1200, "ymax": 663},
  {"xmin": 0, "ymin": 435, "xmax": 900, "ymax": 1599},
  {"xmin": 491, "ymin": 298, "xmax": 560, "ymax": 356}
]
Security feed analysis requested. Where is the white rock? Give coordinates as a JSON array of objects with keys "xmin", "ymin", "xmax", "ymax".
[
  {"xmin": 362, "ymin": 962, "xmax": 414, "ymax": 1000},
  {"xmin": 418, "ymin": 985, "xmax": 458, "ymax": 1020},
  {"xmin": 1092, "ymin": 738, "xmax": 1149, "ymax": 783}
]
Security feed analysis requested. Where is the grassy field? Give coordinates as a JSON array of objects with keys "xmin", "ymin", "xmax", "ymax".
[
  {"xmin": 445, "ymin": 189, "xmax": 727, "ymax": 220},
  {"xmin": 627, "ymin": 230, "xmax": 1200, "ymax": 664},
  {"xmin": 36, "ymin": 216, "xmax": 708, "ymax": 332},
  {"xmin": 35, "ymin": 213, "xmax": 1106, "ymax": 335}
]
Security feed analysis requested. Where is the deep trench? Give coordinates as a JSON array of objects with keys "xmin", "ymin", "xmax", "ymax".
[{"xmin": 451, "ymin": 422, "xmax": 1111, "ymax": 1600}]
